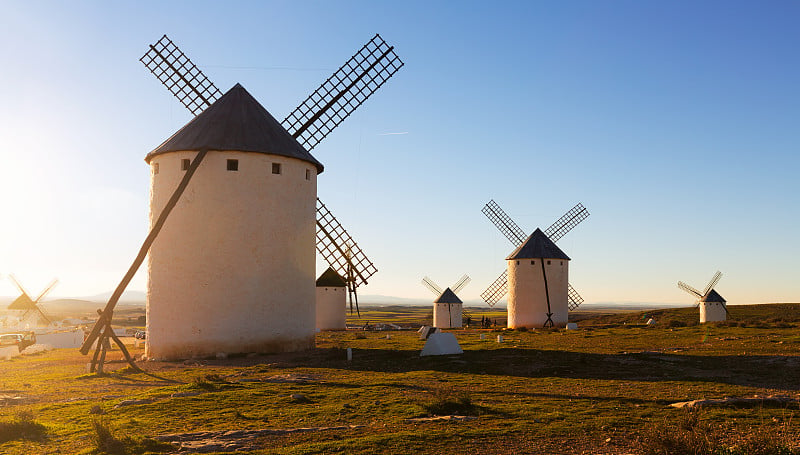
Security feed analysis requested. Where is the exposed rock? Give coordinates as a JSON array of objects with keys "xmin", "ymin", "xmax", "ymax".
[
  {"xmin": 670, "ymin": 395, "xmax": 800, "ymax": 409},
  {"xmin": 263, "ymin": 373, "xmax": 317, "ymax": 384},
  {"xmin": 405, "ymin": 415, "xmax": 478, "ymax": 423},
  {"xmin": 157, "ymin": 425, "xmax": 364, "ymax": 453},
  {"xmin": 171, "ymin": 391, "xmax": 202, "ymax": 398},
  {"xmin": 290, "ymin": 393, "xmax": 310, "ymax": 403},
  {"xmin": 0, "ymin": 395, "xmax": 32, "ymax": 406},
  {"xmin": 114, "ymin": 398, "xmax": 155, "ymax": 408}
]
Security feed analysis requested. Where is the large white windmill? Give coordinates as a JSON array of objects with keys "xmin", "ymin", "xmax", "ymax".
[
  {"xmin": 421, "ymin": 275, "xmax": 471, "ymax": 328},
  {"xmin": 80, "ymin": 34, "xmax": 402, "ymax": 367},
  {"xmin": 678, "ymin": 271, "xmax": 728, "ymax": 323}
]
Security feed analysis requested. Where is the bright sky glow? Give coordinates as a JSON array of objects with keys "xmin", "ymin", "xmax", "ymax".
[{"xmin": 1, "ymin": 1, "xmax": 798, "ymax": 306}]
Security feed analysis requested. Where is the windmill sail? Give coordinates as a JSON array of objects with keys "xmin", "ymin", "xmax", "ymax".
[
  {"xmin": 283, "ymin": 34, "xmax": 404, "ymax": 151},
  {"xmin": 140, "ymin": 35, "xmax": 222, "ymax": 115},
  {"xmin": 421, "ymin": 277, "xmax": 443, "ymax": 296}
]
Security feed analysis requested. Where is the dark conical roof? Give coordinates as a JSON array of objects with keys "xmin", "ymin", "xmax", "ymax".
[
  {"xmin": 316, "ymin": 267, "xmax": 346, "ymax": 287},
  {"xmin": 701, "ymin": 289, "xmax": 726, "ymax": 303},
  {"xmin": 8, "ymin": 293, "xmax": 36, "ymax": 310},
  {"xmin": 145, "ymin": 83, "xmax": 323, "ymax": 173},
  {"xmin": 434, "ymin": 287, "xmax": 462, "ymax": 304},
  {"xmin": 506, "ymin": 228, "xmax": 570, "ymax": 260}
]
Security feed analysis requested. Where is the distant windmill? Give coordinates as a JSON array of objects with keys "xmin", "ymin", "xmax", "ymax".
[
  {"xmin": 80, "ymin": 34, "xmax": 400, "ymax": 368},
  {"xmin": 678, "ymin": 271, "xmax": 728, "ymax": 323},
  {"xmin": 7, "ymin": 275, "xmax": 57, "ymax": 327},
  {"xmin": 421, "ymin": 275, "xmax": 471, "ymax": 328},
  {"xmin": 481, "ymin": 200, "xmax": 589, "ymax": 328}
]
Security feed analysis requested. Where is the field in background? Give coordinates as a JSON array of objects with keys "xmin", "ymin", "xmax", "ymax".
[{"xmin": 1, "ymin": 303, "xmax": 799, "ymax": 454}]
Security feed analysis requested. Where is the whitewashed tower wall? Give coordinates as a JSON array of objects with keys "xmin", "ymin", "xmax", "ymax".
[
  {"xmin": 146, "ymin": 151, "xmax": 316, "ymax": 359},
  {"xmin": 507, "ymin": 258, "xmax": 569, "ymax": 328}
]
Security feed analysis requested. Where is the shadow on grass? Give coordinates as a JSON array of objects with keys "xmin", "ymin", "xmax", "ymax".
[{"xmin": 304, "ymin": 347, "xmax": 800, "ymax": 392}]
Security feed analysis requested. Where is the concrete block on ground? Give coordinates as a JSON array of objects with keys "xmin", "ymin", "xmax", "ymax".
[{"xmin": 420, "ymin": 332, "xmax": 463, "ymax": 356}]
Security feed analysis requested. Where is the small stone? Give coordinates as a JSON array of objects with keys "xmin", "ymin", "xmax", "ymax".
[{"xmin": 291, "ymin": 393, "xmax": 310, "ymax": 403}]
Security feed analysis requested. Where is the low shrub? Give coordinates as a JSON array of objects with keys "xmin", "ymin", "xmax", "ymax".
[
  {"xmin": 0, "ymin": 411, "xmax": 47, "ymax": 443},
  {"xmin": 420, "ymin": 384, "xmax": 480, "ymax": 416}
]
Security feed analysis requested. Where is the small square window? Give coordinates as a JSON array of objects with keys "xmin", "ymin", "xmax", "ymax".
[
  {"xmin": 516, "ymin": 260, "xmax": 520, "ymax": 265},
  {"xmin": 181, "ymin": 159, "xmax": 190, "ymax": 171},
  {"xmin": 153, "ymin": 163, "xmax": 159, "ymax": 175},
  {"xmin": 227, "ymin": 159, "xmax": 238, "ymax": 171},
  {"xmin": 272, "ymin": 163, "xmax": 282, "ymax": 174},
  {"xmin": 547, "ymin": 260, "xmax": 551, "ymax": 265},
  {"xmin": 530, "ymin": 260, "xmax": 534, "ymax": 265},
  {"xmin": 305, "ymin": 169, "xmax": 311, "ymax": 180}
]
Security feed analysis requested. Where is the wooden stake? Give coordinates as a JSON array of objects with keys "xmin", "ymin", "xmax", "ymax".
[{"xmin": 81, "ymin": 150, "xmax": 209, "ymax": 372}]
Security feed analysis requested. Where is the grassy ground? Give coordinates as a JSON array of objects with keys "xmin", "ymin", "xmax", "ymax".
[{"xmin": 1, "ymin": 303, "xmax": 799, "ymax": 454}]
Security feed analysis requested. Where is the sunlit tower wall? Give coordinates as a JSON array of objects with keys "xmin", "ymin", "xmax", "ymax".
[
  {"xmin": 315, "ymin": 267, "xmax": 347, "ymax": 330},
  {"xmin": 144, "ymin": 85, "xmax": 323, "ymax": 360},
  {"xmin": 506, "ymin": 229, "xmax": 570, "ymax": 328}
]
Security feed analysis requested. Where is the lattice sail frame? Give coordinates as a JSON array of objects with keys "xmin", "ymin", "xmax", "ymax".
[
  {"xmin": 140, "ymin": 35, "xmax": 223, "ymax": 115},
  {"xmin": 421, "ymin": 277, "xmax": 443, "ymax": 296},
  {"xmin": 480, "ymin": 270, "xmax": 508, "ymax": 307},
  {"xmin": 283, "ymin": 34, "xmax": 404, "ymax": 152},
  {"xmin": 316, "ymin": 198, "xmax": 377, "ymax": 288},
  {"xmin": 452, "ymin": 275, "xmax": 471, "ymax": 294},
  {"xmin": 702, "ymin": 271, "xmax": 723, "ymax": 296},
  {"xmin": 544, "ymin": 203, "xmax": 590, "ymax": 243},
  {"xmin": 482, "ymin": 200, "xmax": 527, "ymax": 247}
]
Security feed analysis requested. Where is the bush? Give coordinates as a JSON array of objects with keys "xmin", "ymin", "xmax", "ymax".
[
  {"xmin": 667, "ymin": 319, "xmax": 688, "ymax": 328},
  {"xmin": 640, "ymin": 408, "xmax": 720, "ymax": 455},
  {"xmin": 640, "ymin": 409, "xmax": 800, "ymax": 455},
  {"xmin": 0, "ymin": 411, "xmax": 47, "ymax": 443},
  {"xmin": 91, "ymin": 417, "xmax": 173, "ymax": 454},
  {"xmin": 420, "ymin": 384, "xmax": 480, "ymax": 416}
]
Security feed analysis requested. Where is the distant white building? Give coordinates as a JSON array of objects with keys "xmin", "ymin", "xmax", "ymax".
[{"xmin": 315, "ymin": 267, "xmax": 347, "ymax": 331}]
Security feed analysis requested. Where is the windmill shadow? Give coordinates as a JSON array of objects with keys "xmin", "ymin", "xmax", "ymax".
[{"xmin": 307, "ymin": 346, "xmax": 800, "ymax": 392}]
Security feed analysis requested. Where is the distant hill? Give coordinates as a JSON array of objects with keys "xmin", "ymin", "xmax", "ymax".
[{"xmin": 82, "ymin": 290, "xmax": 146, "ymax": 305}]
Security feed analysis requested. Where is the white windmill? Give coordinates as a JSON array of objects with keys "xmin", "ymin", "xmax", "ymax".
[
  {"xmin": 80, "ymin": 34, "xmax": 402, "ymax": 367},
  {"xmin": 421, "ymin": 275, "xmax": 471, "ymax": 329},
  {"xmin": 6, "ymin": 275, "xmax": 57, "ymax": 328},
  {"xmin": 480, "ymin": 200, "xmax": 589, "ymax": 328},
  {"xmin": 678, "ymin": 271, "xmax": 728, "ymax": 323}
]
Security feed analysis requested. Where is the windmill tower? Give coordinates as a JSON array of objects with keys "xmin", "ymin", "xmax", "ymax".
[
  {"xmin": 315, "ymin": 267, "xmax": 347, "ymax": 330},
  {"xmin": 421, "ymin": 275, "xmax": 471, "ymax": 328},
  {"xmin": 678, "ymin": 271, "xmax": 727, "ymax": 323},
  {"xmin": 481, "ymin": 201, "xmax": 589, "ymax": 328},
  {"xmin": 79, "ymin": 34, "xmax": 401, "ymax": 365},
  {"xmin": 6, "ymin": 275, "xmax": 57, "ymax": 328}
]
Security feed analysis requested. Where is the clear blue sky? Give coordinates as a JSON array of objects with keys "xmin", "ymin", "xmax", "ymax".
[{"xmin": 1, "ymin": 1, "xmax": 798, "ymax": 306}]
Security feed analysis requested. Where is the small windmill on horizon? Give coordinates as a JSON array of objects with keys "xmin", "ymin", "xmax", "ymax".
[
  {"xmin": 6, "ymin": 275, "xmax": 57, "ymax": 328},
  {"xmin": 678, "ymin": 271, "xmax": 728, "ymax": 323},
  {"xmin": 421, "ymin": 275, "xmax": 471, "ymax": 329}
]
